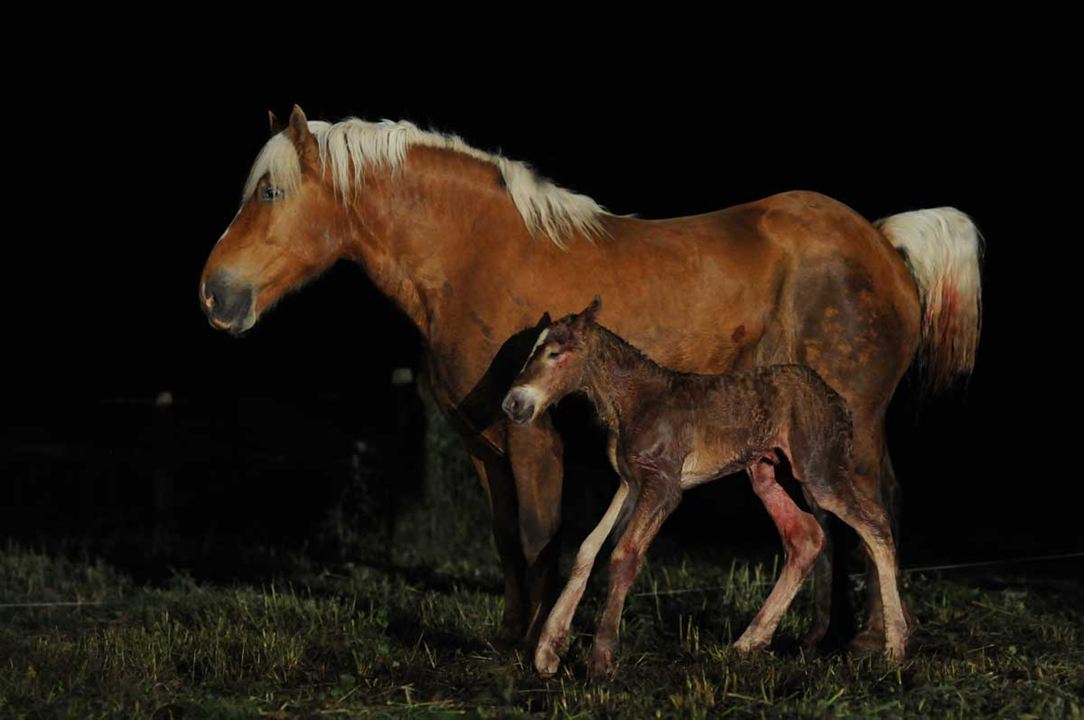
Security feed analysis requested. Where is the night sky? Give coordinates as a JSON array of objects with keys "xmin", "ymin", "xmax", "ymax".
[{"xmin": 5, "ymin": 43, "xmax": 1078, "ymax": 569}]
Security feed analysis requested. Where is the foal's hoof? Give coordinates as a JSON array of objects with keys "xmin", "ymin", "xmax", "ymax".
[
  {"xmin": 534, "ymin": 642, "xmax": 562, "ymax": 678},
  {"xmin": 733, "ymin": 635, "xmax": 769, "ymax": 654},
  {"xmin": 587, "ymin": 644, "xmax": 615, "ymax": 679},
  {"xmin": 883, "ymin": 642, "xmax": 907, "ymax": 664}
]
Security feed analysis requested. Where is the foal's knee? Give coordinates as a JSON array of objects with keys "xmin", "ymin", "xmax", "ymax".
[{"xmin": 787, "ymin": 515, "xmax": 826, "ymax": 570}]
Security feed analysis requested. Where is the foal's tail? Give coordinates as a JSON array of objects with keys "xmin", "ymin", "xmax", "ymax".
[{"xmin": 876, "ymin": 208, "xmax": 984, "ymax": 393}]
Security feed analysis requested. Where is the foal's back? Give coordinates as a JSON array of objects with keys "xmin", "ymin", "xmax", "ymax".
[{"xmin": 668, "ymin": 365, "xmax": 854, "ymax": 489}]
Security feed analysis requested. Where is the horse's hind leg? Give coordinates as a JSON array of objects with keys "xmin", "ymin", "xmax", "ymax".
[
  {"xmin": 735, "ymin": 461, "xmax": 826, "ymax": 652},
  {"xmin": 535, "ymin": 479, "xmax": 631, "ymax": 677},
  {"xmin": 805, "ymin": 479, "xmax": 909, "ymax": 661}
]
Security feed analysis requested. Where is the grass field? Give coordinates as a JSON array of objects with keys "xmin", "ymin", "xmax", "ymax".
[
  {"xmin": 2, "ymin": 526, "xmax": 1082, "ymax": 718},
  {"xmin": 4, "ymin": 402, "xmax": 1083, "ymax": 718}
]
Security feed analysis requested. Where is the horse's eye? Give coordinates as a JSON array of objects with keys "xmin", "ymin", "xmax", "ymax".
[
  {"xmin": 260, "ymin": 185, "xmax": 284, "ymax": 202},
  {"xmin": 546, "ymin": 350, "xmax": 562, "ymax": 360}
]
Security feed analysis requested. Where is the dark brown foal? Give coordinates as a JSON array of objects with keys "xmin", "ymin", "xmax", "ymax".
[{"xmin": 503, "ymin": 299, "xmax": 909, "ymax": 677}]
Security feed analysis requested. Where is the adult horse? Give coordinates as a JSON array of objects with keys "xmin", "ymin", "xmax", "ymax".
[{"xmin": 199, "ymin": 106, "xmax": 981, "ymax": 652}]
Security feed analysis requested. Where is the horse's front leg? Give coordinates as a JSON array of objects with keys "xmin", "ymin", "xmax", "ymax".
[
  {"xmin": 589, "ymin": 474, "xmax": 681, "ymax": 678},
  {"xmin": 535, "ymin": 478, "xmax": 630, "ymax": 677},
  {"xmin": 468, "ymin": 452, "xmax": 527, "ymax": 643},
  {"xmin": 506, "ymin": 414, "xmax": 565, "ymax": 646}
]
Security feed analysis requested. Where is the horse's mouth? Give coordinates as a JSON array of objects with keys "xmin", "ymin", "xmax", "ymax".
[{"xmin": 208, "ymin": 313, "xmax": 256, "ymax": 337}]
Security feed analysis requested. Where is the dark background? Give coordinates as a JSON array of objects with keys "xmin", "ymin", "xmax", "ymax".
[{"xmin": 3, "ymin": 40, "xmax": 1078, "ymax": 579}]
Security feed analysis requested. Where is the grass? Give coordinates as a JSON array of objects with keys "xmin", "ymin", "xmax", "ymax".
[
  {"xmin": 1, "ymin": 538, "xmax": 1081, "ymax": 718},
  {"xmin": 3, "ymin": 402, "xmax": 1082, "ymax": 717}
]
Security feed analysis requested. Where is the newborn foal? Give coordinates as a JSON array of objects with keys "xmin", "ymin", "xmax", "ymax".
[{"xmin": 503, "ymin": 299, "xmax": 909, "ymax": 677}]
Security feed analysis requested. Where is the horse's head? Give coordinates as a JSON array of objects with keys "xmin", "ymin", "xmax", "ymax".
[
  {"xmin": 502, "ymin": 297, "xmax": 602, "ymax": 424},
  {"xmin": 199, "ymin": 106, "xmax": 345, "ymax": 335}
]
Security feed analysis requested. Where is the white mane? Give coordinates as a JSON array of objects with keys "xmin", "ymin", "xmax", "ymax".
[{"xmin": 243, "ymin": 118, "xmax": 608, "ymax": 248}]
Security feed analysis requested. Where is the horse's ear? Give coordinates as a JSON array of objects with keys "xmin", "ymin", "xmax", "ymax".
[
  {"xmin": 287, "ymin": 104, "xmax": 317, "ymax": 161},
  {"xmin": 535, "ymin": 311, "xmax": 552, "ymax": 330},
  {"xmin": 268, "ymin": 109, "xmax": 282, "ymax": 135}
]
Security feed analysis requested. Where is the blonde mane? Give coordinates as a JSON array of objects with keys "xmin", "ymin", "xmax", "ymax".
[{"xmin": 243, "ymin": 118, "xmax": 608, "ymax": 248}]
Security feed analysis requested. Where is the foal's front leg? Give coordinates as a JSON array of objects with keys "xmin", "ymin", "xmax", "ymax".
[
  {"xmin": 590, "ymin": 474, "xmax": 682, "ymax": 677},
  {"xmin": 535, "ymin": 478, "xmax": 630, "ymax": 677}
]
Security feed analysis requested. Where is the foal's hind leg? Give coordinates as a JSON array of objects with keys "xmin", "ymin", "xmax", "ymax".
[
  {"xmin": 535, "ymin": 479, "xmax": 631, "ymax": 677},
  {"xmin": 734, "ymin": 461, "xmax": 826, "ymax": 652}
]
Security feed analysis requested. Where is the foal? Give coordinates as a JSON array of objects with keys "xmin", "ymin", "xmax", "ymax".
[{"xmin": 502, "ymin": 299, "xmax": 909, "ymax": 677}]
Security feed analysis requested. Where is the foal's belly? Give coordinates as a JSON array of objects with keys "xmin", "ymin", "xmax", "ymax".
[
  {"xmin": 678, "ymin": 425, "xmax": 763, "ymax": 489},
  {"xmin": 679, "ymin": 448, "xmax": 747, "ymax": 490}
]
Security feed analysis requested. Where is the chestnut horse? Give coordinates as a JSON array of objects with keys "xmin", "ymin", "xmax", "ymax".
[
  {"xmin": 503, "ymin": 299, "xmax": 908, "ymax": 676},
  {"xmin": 200, "ymin": 106, "xmax": 982, "ymax": 652}
]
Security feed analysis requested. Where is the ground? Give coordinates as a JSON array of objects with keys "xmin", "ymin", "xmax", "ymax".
[
  {"xmin": 2, "ymin": 524, "xmax": 1081, "ymax": 718},
  {"xmin": 3, "ymin": 396, "xmax": 1082, "ymax": 718}
]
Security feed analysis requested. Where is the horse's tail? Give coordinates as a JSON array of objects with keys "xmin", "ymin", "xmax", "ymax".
[{"xmin": 876, "ymin": 208, "xmax": 984, "ymax": 393}]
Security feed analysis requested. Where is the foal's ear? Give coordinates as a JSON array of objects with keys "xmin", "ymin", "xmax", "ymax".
[
  {"xmin": 287, "ymin": 104, "xmax": 317, "ymax": 162},
  {"xmin": 581, "ymin": 295, "xmax": 602, "ymax": 322},
  {"xmin": 534, "ymin": 311, "xmax": 552, "ymax": 330},
  {"xmin": 268, "ymin": 109, "xmax": 283, "ymax": 135}
]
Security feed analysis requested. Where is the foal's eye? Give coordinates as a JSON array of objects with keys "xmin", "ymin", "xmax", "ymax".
[{"xmin": 259, "ymin": 185, "xmax": 284, "ymax": 202}]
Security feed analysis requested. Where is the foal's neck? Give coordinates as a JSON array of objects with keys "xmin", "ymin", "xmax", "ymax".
[{"xmin": 580, "ymin": 325, "xmax": 670, "ymax": 430}]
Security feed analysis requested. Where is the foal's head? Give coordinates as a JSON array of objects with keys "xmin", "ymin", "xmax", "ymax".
[
  {"xmin": 502, "ymin": 297, "xmax": 602, "ymax": 424},
  {"xmin": 199, "ymin": 106, "xmax": 345, "ymax": 335}
]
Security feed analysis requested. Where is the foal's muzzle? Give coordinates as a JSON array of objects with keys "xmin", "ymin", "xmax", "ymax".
[
  {"xmin": 200, "ymin": 272, "xmax": 255, "ymax": 335},
  {"xmin": 502, "ymin": 387, "xmax": 537, "ymax": 425}
]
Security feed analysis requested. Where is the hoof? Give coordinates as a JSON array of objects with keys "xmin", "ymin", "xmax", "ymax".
[
  {"xmin": 495, "ymin": 614, "xmax": 526, "ymax": 650},
  {"xmin": 802, "ymin": 618, "xmax": 853, "ymax": 653},
  {"xmin": 848, "ymin": 625, "xmax": 885, "ymax": 656},
  {"xmin": 587, "ymin": 644, "xmax": 615, "ymax": 679},
  {"xmin": 534, "ymin": 642, "xmax": 562, "ymax": 678},
  {"xmin": 883, "ymin": 642, "xmax": 907, "ymax": 664},
  {"xmin": 733, "ymin": 634, "xmax": 769, "ymax": 654}
]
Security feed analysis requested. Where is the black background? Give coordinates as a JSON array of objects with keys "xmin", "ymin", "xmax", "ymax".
[{"xmin": 4, "ymin": 34, "xmax": 1078, "ymax": 574}]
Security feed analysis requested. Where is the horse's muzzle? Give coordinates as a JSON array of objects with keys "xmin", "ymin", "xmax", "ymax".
[
  {"xmin": 200, "ymin": 272, "xmax": 255, "ymax": 335},
  {"xmin": 502, "ymin": 388, "xmax": 536, "ymax": 425}
]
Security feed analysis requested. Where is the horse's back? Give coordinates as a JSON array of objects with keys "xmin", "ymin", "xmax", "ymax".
[{"xmin": 600, "ymin": 189, "xmax": 914, "ymax": 300}]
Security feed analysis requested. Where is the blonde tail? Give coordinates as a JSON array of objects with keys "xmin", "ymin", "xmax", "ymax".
[{"xmin": 876, "ymin": 208, "xmax": 984, "ymax": 392}]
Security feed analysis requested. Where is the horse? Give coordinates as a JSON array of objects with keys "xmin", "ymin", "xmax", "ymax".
[
  {"xmin": 503, "ymin": 298, "xmax": 909, "ymax": 677},
  {"xmin": 199, "ymin": 105, "xmax": 981, "ymax": 652}
]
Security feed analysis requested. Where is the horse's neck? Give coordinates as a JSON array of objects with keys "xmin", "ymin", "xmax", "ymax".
[
  {"xmin": 341, "ymin": 147, "xmax": 528, "ymax": 337},
  {"xmin": 582, "ymin": 330, "xmax": 668, "ymax": 430}
]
